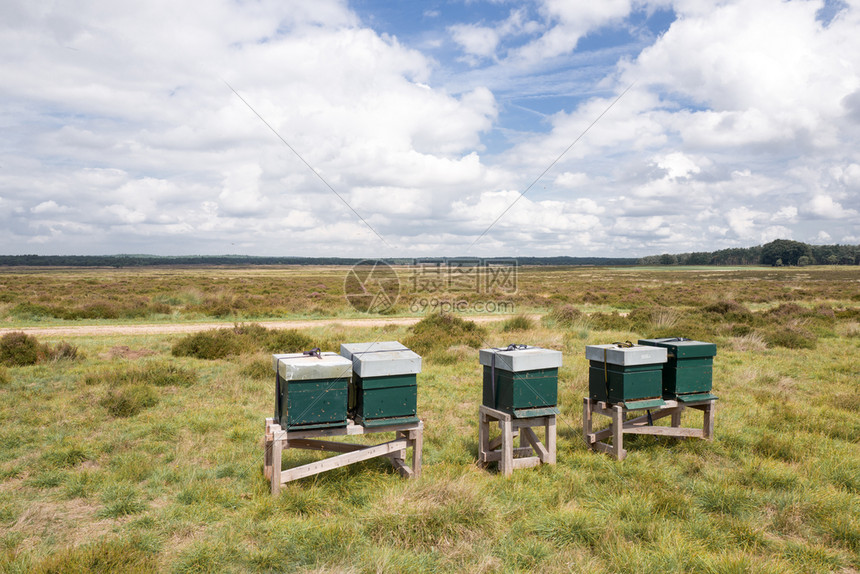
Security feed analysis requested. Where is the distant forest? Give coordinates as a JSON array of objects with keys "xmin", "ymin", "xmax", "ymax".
[
  {"xmin": 638, "ymin": 239, "xmax": 860, "ymax": 266},
  {"xmin": 0, "ymin": 240, "xmax": 857, "ymax": 267},
  {"xmin": 0, "ymin": 254, "xmax": 639, "ymax": 267}
]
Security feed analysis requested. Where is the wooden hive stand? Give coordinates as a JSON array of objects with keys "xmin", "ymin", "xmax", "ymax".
[
  {"xmin": 478, "ymin": 405, "xmax": 557, "ymax": 476},
  {"xmin": 583, "ymin": 397, "xmax": 715, "ymax": 461},
  {"xmin": 263, "ymin": 418, "xmax": 423, "ymax": 494}
]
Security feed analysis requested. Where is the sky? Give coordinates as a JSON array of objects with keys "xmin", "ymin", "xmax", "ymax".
[{"xmin": 1, "ymin": 0, "xmax": 859, "ymax": 258}]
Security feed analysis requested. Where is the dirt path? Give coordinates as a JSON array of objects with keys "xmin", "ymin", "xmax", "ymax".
[{"xmin": 0, "ymin": 314, "xmax": 539, "ymax": 338}]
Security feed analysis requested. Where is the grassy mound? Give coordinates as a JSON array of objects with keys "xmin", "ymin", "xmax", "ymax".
[
  {"xmin": 171, "ymin": 324, "xmax": 316, "ymax": 360},
  {"xmin": 403, "ymin": 313, "xmax": 487, "ymax": 363},
  {"xmin": 501, "ymin": 314, "xmax": 535, "ymax": 332},
  {"xmin": 0, "ymin": 332, "xmax": 82, "ymax": 366}
]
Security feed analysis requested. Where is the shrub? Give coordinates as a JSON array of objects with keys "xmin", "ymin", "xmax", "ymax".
[
  {"xmin": 766, "ymin": 326, "xmax": 817, "ymax": 349},
  {"xmin": 627, "ymin": 306, "xmax": 681, "ymax": 334},
  {"xmin": 46, "ymin": 341, "xmax": 82, "ymax": 361},
  {"xmin": 701, "ymin": 301, "xmax": 754, "ymax": 322},
  {"xmin": 544, "ymin": 305, "xmax": 583, "ymax": 327},
  {"xmin": 171, "ymin": 324, "xmax": 318, "ymax": 359},
  {"xmin": 0, "ymin": 333, "xmax": 82, "ymax": 366},
  {"xmin": 502, "ymin": 314, "xmax": 534, "ymax": 332},
  {"xmin": 261, "ymin": 329, "xmax": 313, "ymax": 353},
  {"xmin": 100, "ymin": 385, "xmax": 159, "ymax": 417},
  {"xmin": 171, "ymin": 328, "xmax": 248, "ymax": 359},
  {"xmin": 403, "ymin": 313, "xmax": 487, "ymax": 359},
  {"xmin": 588, "ymin": 312, "xmax": 629, "ymax": 331},
  {"xmin": 9, "ymin": 302, "xmax": 54, "ymax": 320},
  {"xmin": 0, "ymin": 366, "xmax": 8, "ymax": 386},
  {"xmin": 0, "ymin": 331, "xmax": 47, "ymax": 366}
]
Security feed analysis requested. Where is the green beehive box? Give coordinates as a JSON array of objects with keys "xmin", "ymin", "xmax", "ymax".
[
  {"xmin": 340, "ymin": 342, "xmax": 421, "ymax": 428},
  {"xmin": 638, "ymin": 338, "xmax": 718, "ymax": 402},
  {"xmin": 271, "ymin": 352, "xmax": 351, "ymax": 430},
  {"xmin": 585, "ymin": 344, "xmax": 668, "ymax": 409},
  {"xmin": 479, "ymin": 346, "xmax": 562, "ymax": 418}
]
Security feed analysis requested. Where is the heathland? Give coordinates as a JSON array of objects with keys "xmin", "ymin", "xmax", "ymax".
[{"xmin": 0, "ymin": 265, "xmax": 857, "ymax": 573}]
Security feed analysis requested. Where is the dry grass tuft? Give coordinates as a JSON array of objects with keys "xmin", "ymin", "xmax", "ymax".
[{"xmin": 728, "ymin": 332, "xmax": 768, "ymax": 351}]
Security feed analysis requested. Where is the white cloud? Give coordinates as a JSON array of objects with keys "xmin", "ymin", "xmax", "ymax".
[
  {"xmin": 772, "ymin": 206, "xmax": 798, "ymax": 223},
  {"xmin": 513, "ymin": 0, "xmax": 633, "ymax": 63},
  {"xmin": 554, "ymin": 172, "xmax": 588, "ymax": 188},
  {"xmin": 31, "ymin": 200, "xmax": 70, "ymax": 214},
  {"xmin": 656, "ymin": 152, "xmax": 701, "ymax": 179},
  {"xmin": 449, "ymin": 24, "xmax": 500, "ymax": 60},
  {"xmin": 1, "ymin": 0, "xmax": 859, "ymax": 256},
  {"xmin": 807, "ymin": 194, "xmax": 858, "ymax": 219}
]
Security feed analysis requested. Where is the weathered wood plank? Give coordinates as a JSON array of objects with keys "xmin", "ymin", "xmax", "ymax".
[
  {"xmin": 271, "ymin": 435, "xmax": 282, "ymax": 495},
  {"xmin": 583, "ymin": 398, "xmax": 593, "ymax": 445},
  {"xmin": 390, "ymin": 456, "xmax": 413, "ymax": 478},
  {"xmin": 500, "ymin": 418, "xmax": 514, "ymax": 477},
  {"xmin": 545, "ymin": 415, "xmax": 556, "ymax": 464},
  {"xmin": 522, "ymin": 427, "xmax": 549, "ymax": 462},
  {"xmin": 287, "ymin": 439, "xmax": 366, "ymax": 453},
  {"xmin": 411, "ymin": 427, "xmax": 423, "ymax": 479},
  {"xmin": 612, "ymin": 405, "xmax": 624, "ymax": 461},
  {"xmin": 279, "ymin": 439, "xmax": 409, "ymax": 484},
  {"xmin": 623, "ymin": 426, "xmax": 704, "ymax": 438},
  {"xmin": 703, "ymin": 401, "xmax": 715, "ymax": 440},
  {"xmin": 511, "ymin": 457, "xmax": 541, "ymax": 469}
]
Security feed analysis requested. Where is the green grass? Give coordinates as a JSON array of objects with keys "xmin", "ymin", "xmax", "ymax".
[{"xmin": 0, "ymin": 266, "xmax": 858, "ymax": 572}]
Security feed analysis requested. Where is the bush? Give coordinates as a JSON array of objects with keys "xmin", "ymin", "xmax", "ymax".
[
  {"xmin": 0, "ymin": 333, "xmax": 82, "ymax": 366},
  {"xmin": 501, "ymin": 314, "xmax": 534, "ymax": 332},
  {"xmin": 766, "ymin": 326, "xmax": 817, "ymax": 349},
  {"xmin": 0, "ymin": 366, "xmax": 8, "ymax": 386},
  {"xmin": 172, "ymin": 324, "xmax": 318, "ymax": 359},
  {"xmin": 588, "ymin": 312, "xmax": 629, "ymax": 331},
  {"xmin": 403, "ymin": 313, "xmax": 487, "ymax": 359},
  {"xmin": 701, "ymin": 301, "xmax": 754, "ymax": 322},
  {"xmin": 9, "ymin": 302, "xmax": 54, "ymax": 320},
  {"xmin": 171, "ymin": 328, "xmax": 249, "ymax": 360},
  {"xmin": 261, "ymin": 329, "xmax": 313, "ymax": 353},
  {"xmin": 545, "ymin": 305, "xmax": 583, "ymax": 327},
  {"xmin": 0, "ymin": 332, "xmax": 47, "ymax": 366},
  {"xmin": 46, "ymin": 341, "xmax": 83, "ymax": 361},
  {"xmin": 100, "ymin": 385, "xmax": 159, "ymax": 417}
]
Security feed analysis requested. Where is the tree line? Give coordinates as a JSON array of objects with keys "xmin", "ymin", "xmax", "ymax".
[
  {"xmin": 0, "ymin": 254, "xmax": 639, "ymax": 268},
  {"xmin": 639, "ymin": 240, "xmax": 860, "ymax": 266}
]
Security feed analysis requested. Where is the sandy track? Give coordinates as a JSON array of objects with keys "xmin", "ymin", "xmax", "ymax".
[{"xmin": 0, "ymin": 314, "xmax": 537, "ymax": 338}]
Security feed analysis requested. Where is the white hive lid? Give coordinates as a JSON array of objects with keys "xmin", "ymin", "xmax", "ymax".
[
  {"xmin": 339, "ymin": 341, "xmax": 408, "ymax": 359},
  {"xmin": 340, "ymin": 341, "xmax": 421, "ymax": 377},
  {"xmin": 273, "ymin": 352, "xmax": 353, "ymax": 381},
  {"xmin": 478, "ymin": 346, "xmax": 563, "ymax": 372},
  {"xmin": 585, "ymin": 344, "xmax": 668, "ymax": 366}
]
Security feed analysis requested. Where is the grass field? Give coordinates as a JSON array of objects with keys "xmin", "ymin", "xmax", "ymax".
[{"xmin": 0, "ymin": 266, "xmax": 858, "ymax": 573}]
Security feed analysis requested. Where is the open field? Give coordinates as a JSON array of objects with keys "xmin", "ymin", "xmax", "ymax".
[{"xmin": 0, "ymin": 266, "xmax": 858, "ymax": 573}]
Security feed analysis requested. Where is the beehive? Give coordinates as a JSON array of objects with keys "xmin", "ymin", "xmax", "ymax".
[
  {"xmin": 271, "ymin": 352, "xmax": 351, "ymax": 430},
  {"xmin": 479, "ymin": 345, "xmax": 562, "ymax": 418},
  {"xmin": 585, "ymin": 344, "xmax": 667, "ymax": 409},
  {"xmin": 638, "ymin": 338, "xmax": 718, "ymax": 402},
  {"xmin": 340, "ymin": 341, "xmax": 421, "ymax": 427}
]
